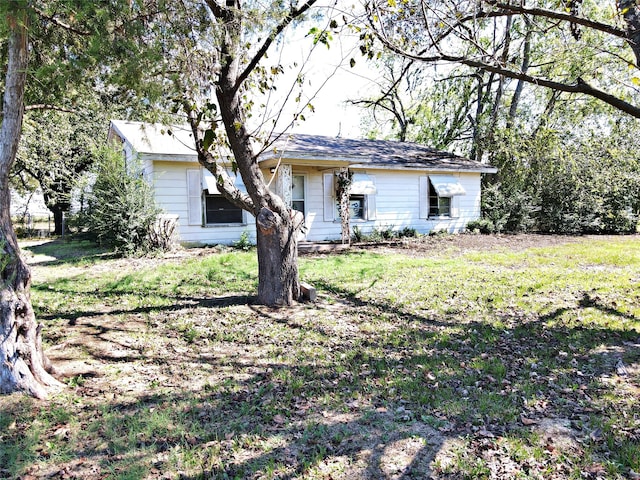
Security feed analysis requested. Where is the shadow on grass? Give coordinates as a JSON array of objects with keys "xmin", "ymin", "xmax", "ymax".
[{"xmin": 5, "ymin": 251, "xmax": 640, "ymax": 478}]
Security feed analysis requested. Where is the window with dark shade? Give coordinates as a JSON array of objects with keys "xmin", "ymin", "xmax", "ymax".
[{"xmin": 204, "ymin": 194, "xmax": 243, "ymax": 224}]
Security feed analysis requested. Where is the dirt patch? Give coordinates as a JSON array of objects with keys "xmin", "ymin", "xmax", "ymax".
[
  {"xmin": 299, "ymin": 233, "xmax": 619, "ymax": 258},
  {"xmin": 355, "ymin": 233, "xmax": 601, "ymax": 256}
]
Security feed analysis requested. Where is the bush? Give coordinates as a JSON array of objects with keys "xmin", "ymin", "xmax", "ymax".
[
  {"xmin": 233, "ymin": 231, "xmax": 253, "ymax": 251},
  {"xmin": 351, "ymin": 225, "xmax": 419, "ymax": 243},
  {"xmin": 84, "ymin": 147, "xmax": 171, "ymax": 255},
  {"xmin": 480, "ymin": 182, "xmax": 536, "ymax": 233},
  {"xmin": 465, "ymin": 218, "xmax": 495, "ymax": 234},
  {"xmin": 483, "ymin": 121, "xmax": 640, "ymax": 235}
]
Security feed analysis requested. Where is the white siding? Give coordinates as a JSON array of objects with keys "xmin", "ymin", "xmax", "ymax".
[
  {"xmin": 300, "ymin": 169, "xmax": 483, "ymax": 242},
  {"xmin": 153, "ymin": 161, "xmax": 256, "ymax": 246},
  {"xmin": 151, "ymin": 161, "xmax": 484, "ymax": 245}
]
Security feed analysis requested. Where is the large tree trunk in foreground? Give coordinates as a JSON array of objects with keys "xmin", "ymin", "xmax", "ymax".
[
  {"xmin": 256, "ymin": 208, "xmax": 300, "ymax": 306},
  {"xmin": 209, "ymin": 13, "xmax": 303, "ymax": 307},
  {"xmin": 1, "ymin": 8, "xmax": 62, "ymax": 399}
]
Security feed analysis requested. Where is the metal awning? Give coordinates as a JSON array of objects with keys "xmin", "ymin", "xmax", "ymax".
[
  {"xmin": 349, "ymin": 173, "xmax": 377, "ymax": 195},
  {"xmin": 429, "ymin": 175, "xmax": 466, "ymax": 196},
  {"xmin": 202, "ymin": 169, "xmax": 246, "ymax": 194}
]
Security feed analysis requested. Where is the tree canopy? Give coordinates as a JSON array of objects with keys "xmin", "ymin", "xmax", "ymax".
[{"xmin": 364, "ymin": 0, "xmax": 640, "ymax": 118}]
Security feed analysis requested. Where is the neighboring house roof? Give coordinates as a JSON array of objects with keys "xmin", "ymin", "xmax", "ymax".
[{"xmin": 108, "ymin": 120, "xmax": 497, "ymax": 173}]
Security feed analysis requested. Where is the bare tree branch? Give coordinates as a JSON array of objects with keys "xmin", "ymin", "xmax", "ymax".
[
  {"xmin": 380, "ymin": 41, "xmax": 640, "ymax": 118},
  {"xmin": 484, "ymin": 1, "xmax": 627, "ymax": 39},
  {"xmin": 25, "ymin": 104, "xmax": 79, "ymax": 114},
  {"xmin": 31, "ymin": 5, "xmax": 90, "ymax": 36},
  {"xmin": 234, "ymin": 1, "xmax": 319, "ymax": 94}
]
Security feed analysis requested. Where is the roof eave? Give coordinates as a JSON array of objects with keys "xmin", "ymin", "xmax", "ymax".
[
  {"xmin": 347, "ymin": 163, "xmax": 498, "ymax": 173},
  {"xmin": 140, "ymin": 153, "xmax": 199, "ymax": 163}
]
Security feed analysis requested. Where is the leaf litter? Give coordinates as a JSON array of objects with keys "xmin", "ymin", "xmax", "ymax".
[{"xmin": 1, "ymin": 234, "xmax": 638, "ymax": 479}]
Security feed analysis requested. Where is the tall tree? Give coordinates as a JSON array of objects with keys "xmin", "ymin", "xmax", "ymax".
[
  {"xmin": 0, "ymin": 0, "xmax": 162, "ymax": 398},
  {"xmin": 365, "ymin": 0, "xmax": 640, "ymax": 119},
  {"xmin": 160, "ymin": 0, "xmax": 343, "ymax": 306},
  {"xmin": 15, "ymin": 110, "xmax": 104, "ymax": 235},
  {"xmin": 0, "ymin": 2, "xmax": 61, "ymax": 399}
]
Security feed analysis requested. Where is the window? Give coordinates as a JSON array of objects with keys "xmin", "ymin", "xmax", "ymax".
[
  {"xmin": 324, "ymin": 172, "xmax": 377, "ymax": 222},
  {"xmin": 336, "ymin": 195, "xmax": 366, "ymax": 220},
  {"xmin": 420, "ymin": 175, "xmax": 465, "ymax": 219},
  {"xmin": 291, "ymin": 175, "xmax": 305, "ymax": 213},
  {"xmin": 429, "ymin": 179, "xmax": 451, "ymax": 216},
  {"xmin": 348, "ymin": 195, "xmax": 365, "ymax": 219},
  {"xmin": 204, "ymin": 194, "xmax": 243, "ymax": 224}
]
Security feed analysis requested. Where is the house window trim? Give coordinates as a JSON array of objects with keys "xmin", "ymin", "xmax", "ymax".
[
  {"xmin": 291, "ymin": 173, "xmax": 307, "ymax": 217},
  {"xmin": 419, "ymin": 175, "xmax": 463, "ymax": 220},
  {"xmin": 347, "ymin": 194, "xmax": 366, "ymax": 221},
  {"xmin": 328, "ymin": 171, "xmax": 377, "ymax": 223},
  {"xmin": 203, "ymin": 192, "xmax": 247, "ymax": 227},
  {"xmin": 428, "ymin": 179, "xmax": 452, "ymax": 218}
]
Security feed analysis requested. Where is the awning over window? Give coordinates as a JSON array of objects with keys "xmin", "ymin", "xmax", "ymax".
[
  {"xmin": 429, "ymin": 175, "xmax": 466, "ymax": 196},
  {"xmin": 202, "ymin": 169, "xmax": 246, "ymax": 194},
  {"xmin": 349, "ymin": 173, "xmax": 377, "ymax": 195}
]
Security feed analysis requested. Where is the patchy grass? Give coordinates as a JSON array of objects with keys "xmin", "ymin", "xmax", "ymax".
[{"xmin": 1, "ymin": 235, "xmax": 639, "ymax": 479}]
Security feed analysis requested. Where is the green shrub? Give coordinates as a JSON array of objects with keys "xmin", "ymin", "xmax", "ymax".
[
  {"xmin": 481, "ymin": 182, "xmax": 536, "ymax": 233},
  {"xmin": 351, "ymin": 225, "xmax": 418, "ymax": 243},
  {"xmin": 233, "ymin": 231, "xmax": 253, "ymax": 251},
  {"xmin": 398, "ymin": 226, "xmax": 418, "ymax": 238},
  {"xmin": 465, "ymin": 218, "xmax": 495, "ymax": 234},
  {"xmin": 84, "ymin": 147, "xmax": 169, "ymax": 256}
]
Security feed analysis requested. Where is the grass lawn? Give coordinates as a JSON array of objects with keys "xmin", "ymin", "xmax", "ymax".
[{"xmin": 1, "ymin": 234, "xmax": 639, "ymax": 479}]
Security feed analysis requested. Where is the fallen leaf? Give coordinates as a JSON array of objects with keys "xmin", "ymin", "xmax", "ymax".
[
  {"xmin": 53, "ymin": 427, "xmax": 70, "ymax": 439},
  {"xmin": 589, "ymin": 428, "xmax": 603, "ymax": 442},
  {"xmin": 520, "ymin": 416, "xmax": 538, "ymax": 426}
]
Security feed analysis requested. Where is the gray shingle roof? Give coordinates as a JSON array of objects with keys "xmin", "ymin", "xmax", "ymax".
[
  {"xmin": 264, "ymin": 133, "xmax": 496, "ymax": 172},
  {"xmin": 109, "ymin": 120, "xmax": 496, "ymax": 173}
]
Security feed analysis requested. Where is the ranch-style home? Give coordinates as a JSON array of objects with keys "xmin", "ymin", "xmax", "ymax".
[{"xmin": 107, "ymin": 120, "xmax": 497, "ymax": 246}]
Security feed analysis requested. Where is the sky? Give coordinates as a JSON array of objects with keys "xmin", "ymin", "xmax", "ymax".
[{"xmin": 260, "ymin": 9, "xmax": 381, "ymax": 139}]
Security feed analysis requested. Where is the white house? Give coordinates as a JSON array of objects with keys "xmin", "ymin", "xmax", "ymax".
[{"xmin": 107, "ymin": 120, "xmax": 497, "ymax": 246}]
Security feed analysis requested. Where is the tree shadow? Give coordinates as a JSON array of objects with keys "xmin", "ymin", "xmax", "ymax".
[{"xmin": 6, "ymin": 248, "xmax": 640, "ymax": 478}]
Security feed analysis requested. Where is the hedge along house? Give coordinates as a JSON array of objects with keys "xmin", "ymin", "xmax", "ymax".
[{"xmin": 107, "ymin": 120, "xmax": 497, "ymax": 246}]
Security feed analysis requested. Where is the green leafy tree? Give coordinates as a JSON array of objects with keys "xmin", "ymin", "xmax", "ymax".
[
  {"xmin": 365, "ymin": 0, "xmax": 640, "ymax": 117},
  {"xmin": 480, "ymin": 111, "xmax": 640, "ymax": 233},
  {"xmin": 358, "ymin": 0, "xmax": 640, "ymax": 234},
  {"xmin": 0, "ymin": 1, "xmax": 163, "ymax": 398},
  {"xmin": 14, "ymin": 110, "xmax": 104, "ymax": 235}
]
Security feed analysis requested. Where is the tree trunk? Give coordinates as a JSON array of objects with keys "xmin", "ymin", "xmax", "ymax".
[
  {"xmin": 619, "ymin": 0, "xmax": 640, "ymax": 66},
  {"xmin": 213, "ymin": 49, "xmax": 301, "ymax": 306},
  {"xmin": 41, "ymin": 187, "xmax": 71, "ymax": 236},
  {"xmin": 50, "ymin": 204, "xmax": 68, "ymax": 236},
  {"xmin": 256, "ymin": 207, "xmax": 300, "ymax": 306},
  {"xmin": 0, "ymin": 7, "xmax": 62, "ymax": 399}
]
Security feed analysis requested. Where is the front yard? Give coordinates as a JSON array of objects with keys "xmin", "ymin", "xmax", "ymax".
[{"xmin": 1, "ymin": 234, "xmax": 639, "ymax": 479}]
